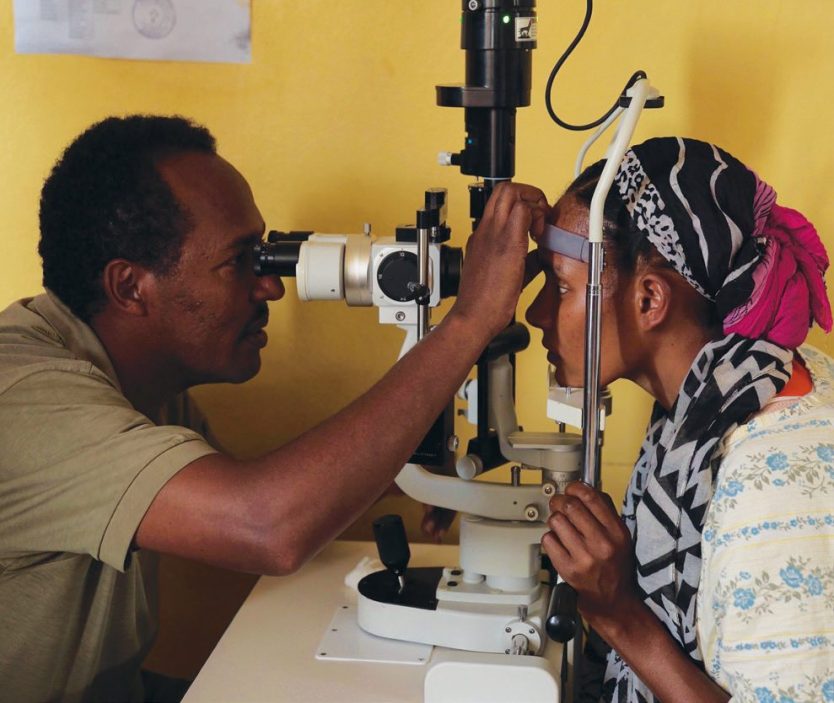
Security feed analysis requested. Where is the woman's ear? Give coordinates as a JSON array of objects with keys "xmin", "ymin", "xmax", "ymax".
[
  {"xmin": 633, "ymin": 271, "xmax": 673, "ymax": 332},
  {"xmin": 100, "ymin": 259, "xmax": 153, "ymax": 317}
]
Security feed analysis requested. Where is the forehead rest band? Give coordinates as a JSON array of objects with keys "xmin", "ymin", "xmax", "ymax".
[{"xmin": 539, "ymin": 224, "xmax": 590, "ymax": 263}]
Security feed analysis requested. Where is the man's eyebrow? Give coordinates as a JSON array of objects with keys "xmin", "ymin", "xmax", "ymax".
[{"xmin": 222, "ymin": 231, "xmax": 264, "ymax": 252}]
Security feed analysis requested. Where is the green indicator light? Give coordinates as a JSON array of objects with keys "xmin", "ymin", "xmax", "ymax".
[{"xmin": 502, "ymin": 14, "xmax": 511, "ymax": 24}]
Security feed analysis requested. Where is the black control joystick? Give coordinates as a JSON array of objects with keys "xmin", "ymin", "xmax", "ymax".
[
  {"xmin": 545, "ymin": 581, "xmax": 578, "ymax": 642},
  {"xmin": 372, "ymin": 514, "xmax": 411, "ymax": 592}
]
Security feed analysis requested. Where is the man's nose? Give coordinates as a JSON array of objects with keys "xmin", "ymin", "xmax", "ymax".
[{"xmin": 254, "ymin": 273, "xmax": 285, "ymax": 302}]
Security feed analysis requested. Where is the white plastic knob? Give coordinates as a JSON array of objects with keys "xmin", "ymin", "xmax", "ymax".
[{"xmin": 455, "ymin": 454, "xmax": 483, "ymax": 481}]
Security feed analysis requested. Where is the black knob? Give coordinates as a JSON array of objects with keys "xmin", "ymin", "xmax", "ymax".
[
  {"xmin": 424, "ymin": 188, "xmax": 448, "ymax": 217},
  {"xmin": 376, "ymin": 251, "xmax": 419, "ymax": 302},
  {"xmin": 545, "ymin": 582, "xmax": 579, "ymax": 642},
  {"xmin": 372, "ymin": 514, "xmax": 410, "ymax": 578}
]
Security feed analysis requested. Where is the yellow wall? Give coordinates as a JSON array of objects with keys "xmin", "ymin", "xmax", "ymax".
[{"xmin": 2, "ymin": 0, "xmax": 833, "ymax": 677}]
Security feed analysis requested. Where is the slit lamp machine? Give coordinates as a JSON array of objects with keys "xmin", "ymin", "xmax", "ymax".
[{"xmin": 254, "ymin": 2, "xmax": 662, "ymax": 700}]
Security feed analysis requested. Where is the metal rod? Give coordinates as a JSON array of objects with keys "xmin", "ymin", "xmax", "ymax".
[
  {"xmin": 417, "ymin": 226, "xmax": 430, "ymax": 340},
  {"xmin": 581, "ymin": 241, "xmax": 604, "ymax": 488}
]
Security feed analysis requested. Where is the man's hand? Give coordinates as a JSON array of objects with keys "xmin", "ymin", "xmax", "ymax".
[
  {"xmin": 421, "ymin": 504, "xmax": 455, "ymax": 543},
  {"xmin": 541, "ymin": 481, "xmax": 640, "ymax": 626},
  {"xmin": 382, "ymin": 482, "xmax": 455, "ymax": 543},
  {"xmin": 450, "ymin": 182, "xmax": 549, "ymax": 339}
]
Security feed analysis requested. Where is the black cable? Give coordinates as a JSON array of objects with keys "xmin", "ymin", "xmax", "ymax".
[{"xmin": 545, "ymin": 0, "xmax": 646, "ymax": 131}]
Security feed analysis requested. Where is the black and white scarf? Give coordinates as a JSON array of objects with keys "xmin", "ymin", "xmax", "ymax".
[{"xmin": 601, "ymin": 334, "xmax": 791, "ymax": 702}]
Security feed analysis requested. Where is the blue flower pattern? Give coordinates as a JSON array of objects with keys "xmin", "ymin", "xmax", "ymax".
[
  {"xmin": 806, "ymin": 576, "xmax": 823, "ymax": 596},
  {"xmin": 766, "ymin": 452, "xmax": 789, "ymax": 470},
  {"xmin": 780, "ymin": 565, "xmax": 804, "ymax": 588},
  {"xmin": 699, "ymin": 347, "xmax": 834, "ymax": 702},
  {"xmin": 733, "ymin": 588, "xmax": 756, "ymax": 610}
]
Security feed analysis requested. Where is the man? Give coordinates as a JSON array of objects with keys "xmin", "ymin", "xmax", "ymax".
[{"xmin": 0, "ymin": 115, "xmax": 548, "ymax": 702}]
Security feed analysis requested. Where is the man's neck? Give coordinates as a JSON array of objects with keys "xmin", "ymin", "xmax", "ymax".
[{"xmin": 91, "ymin": 316, "xmax": 187, "ymax": 421}]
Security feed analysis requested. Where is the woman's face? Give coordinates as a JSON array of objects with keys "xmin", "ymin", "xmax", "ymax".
[{"xmin": 525, "ymin": 197, "xmax": 635, "ymax": 388}]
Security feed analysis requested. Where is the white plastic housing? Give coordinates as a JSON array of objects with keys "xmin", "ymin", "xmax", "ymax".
[{"xmin": 296, "ymin": 237, "xmax": 347, "ymax": 301}]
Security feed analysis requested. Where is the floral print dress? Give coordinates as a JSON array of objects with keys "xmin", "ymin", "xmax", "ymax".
[{"xmin": 697, "ymin": 346, "xmax": 834, "ymax": 703}]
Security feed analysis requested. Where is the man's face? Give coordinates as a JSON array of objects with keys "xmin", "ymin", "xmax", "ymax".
[{"xmin": 150, "ymin": 152, "xmax": 284, "ymax": 386}]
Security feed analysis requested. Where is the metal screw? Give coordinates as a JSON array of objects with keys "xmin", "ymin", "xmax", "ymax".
[
  {"xmin": 447, "ymin": 435, "xmax": 460, "ymax": 451},
  {"xmin": 529, "ymin": 628, "xmax": 535, "ymax": 635},
  {"xmin": 505, "ymin": 627, "xmax": 512, "ymax": 633},
  {"xmin": 505, "ymin": 649, "xmax": 510, "ymax": 654},
  {"xmin": 395, "ymin": 311, "xmax": 406, "ymax": 322},
  {"xmin": 524, "ymin": 505, "xmax": 539, "ymax": 521},
  {"xmin": 542, "ymin": 482, "xmax": 556, "ymax": 497},
  {"xmin": 468, "ymin": 0, "xmax": 480, "ymax": 9}
]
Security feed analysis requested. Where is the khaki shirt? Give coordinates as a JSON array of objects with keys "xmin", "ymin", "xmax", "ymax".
[{"xmin": 0, "ymin": 292, "xmax": 217, "ymax": 703}]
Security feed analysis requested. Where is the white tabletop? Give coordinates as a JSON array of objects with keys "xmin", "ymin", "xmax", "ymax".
[{"xmin": 184, "ymin": 540, "xmax": 458, "ymax": 703}]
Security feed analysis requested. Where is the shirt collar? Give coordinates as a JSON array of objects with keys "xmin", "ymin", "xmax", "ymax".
[{"xmin": 36, "ymin": 290, "xmax": 123, "ymax": 392}]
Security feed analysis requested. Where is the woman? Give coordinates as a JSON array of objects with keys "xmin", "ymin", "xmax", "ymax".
[{"xmin": 528, "ymin": 137, "xmax": 834, "ymax": 702}]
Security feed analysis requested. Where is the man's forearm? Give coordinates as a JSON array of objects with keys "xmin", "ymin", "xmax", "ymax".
[{"xmin": 236, "ymin": 310, "xmax": 495, "ymax": 572}]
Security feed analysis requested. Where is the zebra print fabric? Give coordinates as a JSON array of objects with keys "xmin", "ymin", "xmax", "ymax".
[
  {"xmin": 601, "ymin": 335, "xmax": 791, "ymax": 701},
  {"xmin": 613, "ymin": 137, "xmax": 761, "ymax": 308}
]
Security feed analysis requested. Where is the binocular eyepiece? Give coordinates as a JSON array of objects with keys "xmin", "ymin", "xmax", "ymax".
[
  {"xmin": 254, "ymin": 190, "xmax": 463, "ymax": 308},
  {"xmin": 254, "ymin": 231, "xmax": 462, "ymax": 307},
  {"xmin": 254, "ymin": 231, "xmax": 312, "ymax": 278}
]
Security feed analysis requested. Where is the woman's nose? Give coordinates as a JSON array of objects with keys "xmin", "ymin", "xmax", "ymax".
[{"xmin": 525, "ymin": 286, "xmax": 550, "ymax": 331}]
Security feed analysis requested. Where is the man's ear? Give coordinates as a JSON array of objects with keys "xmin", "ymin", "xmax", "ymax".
[
  {"xmin": 633, "ymin": 271, "xmax": 673, "ymax": 331},
  {"xmin": 101, "ymin": 259, "xmax": 154, "ymax": 317}
]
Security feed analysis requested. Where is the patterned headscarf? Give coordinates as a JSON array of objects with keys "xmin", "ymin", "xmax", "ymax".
[
  {"xmin": 614, "ymin": 136, "xmax": 832, "ymax": 346},
  {"xmin": 590, "ymin": 137, "xmax": 832, "ymax": 701}
]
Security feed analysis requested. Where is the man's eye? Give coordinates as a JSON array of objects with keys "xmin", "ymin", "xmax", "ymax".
[{"xmin": 227, "ymin": 251, "xmax": 249, "ymax": 267}]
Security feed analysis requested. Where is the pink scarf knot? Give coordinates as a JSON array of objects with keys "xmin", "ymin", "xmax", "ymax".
[{"xmin": 723, "ymin": 204, "xmax": 833, "ymax": 348}]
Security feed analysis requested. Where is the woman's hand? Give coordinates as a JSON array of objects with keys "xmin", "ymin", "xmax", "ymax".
[
  {"xmin": 541, "ymin": 481, "xmax": 641, "ymax": 628},
  {"xmin": 542, "ymin": 482, "xmax": 732, "ymax": 702}
]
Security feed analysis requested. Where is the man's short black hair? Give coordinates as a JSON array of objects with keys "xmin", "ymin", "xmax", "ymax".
[{"xmin": 39, "ymin": 115, "xmax": 217, "ymax": 322}]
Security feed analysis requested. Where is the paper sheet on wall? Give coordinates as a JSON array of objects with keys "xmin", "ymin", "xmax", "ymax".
[{"xmin": 13, "ymin": 0, "xmax": 251, "ymax": 64}]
